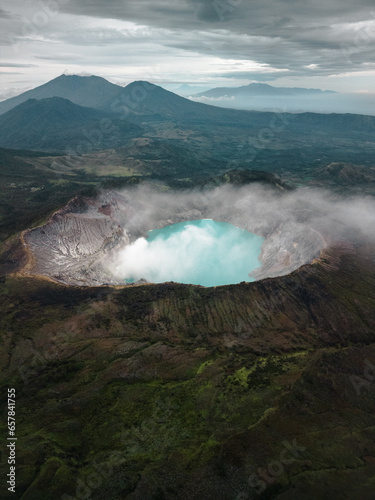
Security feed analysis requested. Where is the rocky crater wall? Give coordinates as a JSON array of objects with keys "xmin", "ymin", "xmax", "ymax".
[{"xmin": 23, "ymin": 185, "xmax": 330, "ymax": 287}]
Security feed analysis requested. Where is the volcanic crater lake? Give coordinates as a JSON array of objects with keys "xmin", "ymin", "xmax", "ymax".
[{"xmin": 122, "ymin": 219, "xmax": 264, "ymax": 287}]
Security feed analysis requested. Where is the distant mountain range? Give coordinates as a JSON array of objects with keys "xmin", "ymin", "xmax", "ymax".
[
  {"xmin": 0, "ymin": 75, "xmax": 374, "ymax": 154},
  {"xmin": 0, "ymin": 75, "xmax": 216, "ymax": 122},
  {"xmin": 192, "ymin": 82, "xmax": 337, "ymax": 99},
  {"xmin": 0, "ymin": 78, "xmax": 337, "ymax": 117},
  {"xmin": 0, "ymin": 75, "xmax": 244, "ymax": 127},
  {"xmin": 189, "ymin": 82, "xmax": 375, "ymax": 116}
]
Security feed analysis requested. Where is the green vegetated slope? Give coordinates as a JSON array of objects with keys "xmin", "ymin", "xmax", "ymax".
[
  {"xmin": 0, "ymin": 147, "xmax": 102, "ymax": 243},
  {"xmin": 0, "ymin": 242, "xmax": 374, "ymax": 499},
  {"xmin": 1, "ymin": 76, "xmax": 375, "ymax": 239},
  {"xmin": 0, "ymin": 98, "xmax": 142, "ymax": 153},
  {"xmin": 0, "ymin": 142, "xmax": 288, "ymax": 246},
  {"xmin": 1, "ymin": 137, "xmax": 374, "ymax": 248}
]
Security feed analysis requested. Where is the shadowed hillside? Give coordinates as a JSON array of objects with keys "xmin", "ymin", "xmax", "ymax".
[
  {"xmin": 0, "ymin": 241, "xmax": 374, "ymax": 499},
  {"xmin": 0, "ymin": 97, "xmax": 142, "ymax": 152}
]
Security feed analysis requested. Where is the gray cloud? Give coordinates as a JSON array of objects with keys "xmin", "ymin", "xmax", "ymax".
[
  {"xmin": 34, "ymin": 54, "xmax": 85, "ymax": 61},
  {"xmin": 0, "ymin": 8, "xmax": 12, "ymax": 19},
  {"xmin": 0, "ymin": 62, "xmax": 36, "ymax": 67},
  {"xmin": 67, "ymin": 0, "xmax": 371, "ymax": 79},
  {"xmin": 56, "ymin": 0, "xmax": 375, "ymax": 30},
  {"xmin": 0, "ymin": 0, "xmax": 374, "ymax": 93},
  {"xmin": 217, "ymin": 71, "xmax": 294, "ymax": 81}
]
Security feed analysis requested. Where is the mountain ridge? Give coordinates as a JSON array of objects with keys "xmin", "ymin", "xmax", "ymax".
[
  {"xmin": 192, "ymin": 82, "xmax": 338, "ymax": 98},
  {"xmin": 0, "ymin": 74, "xmax": 123, "ymax": 115}
]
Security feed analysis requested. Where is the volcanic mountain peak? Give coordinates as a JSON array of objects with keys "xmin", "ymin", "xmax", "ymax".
[
  {"xmin": 123, "ymin": 79, "xmax": 195, "ymax": 102},
  {"xmin": 0, "ymin": 74, "xmax": 124, "ymax": 115},
  {"xmin": 113, "ymin": 79, "xmax": 213, "ymax": 120},
  {"xmin": 0, "ymin": 74, "xmax": 208, "ymax": 120},
  {"xmin": 125, "ymin": 80, "xmax": 158, "ymax": 89}
]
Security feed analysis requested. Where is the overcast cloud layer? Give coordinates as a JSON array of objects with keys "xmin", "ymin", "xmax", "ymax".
[{"xmin": 1, "ymin": 0, "xmax": 375, "ymax": 99}]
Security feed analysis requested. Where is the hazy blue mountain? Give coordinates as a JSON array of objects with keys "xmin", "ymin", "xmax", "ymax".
[
  {"xmin": 190, "ymin": 83, "xmax": 375, "ymax": 116},
  {"xmin": 0, "ymin": 97, "xmax": 142, "ymax": 152},
  {"xmin": 0, "ymin": 75, "xmax": 218, "ymax": 119},
  {"xmin": 0, "ymin": 74, "xmax": 123, "ymax": 115},
  {"xmin": 193, "ymin": 83, "xmax": 337, "ymax": 98},
  {"xmin": 2, "ymin": 74, "xmax": 374, "ymax": 126},
  {"xmin": 0, "ymin": 75, "xmax": 242, "ymax": 123},
  {"xmin": 1, "ymin": 76, "xmax": 375, "ymax": 158},
  {"xmin": 114, "ymin": 80, "xmax": 219, "ymax": 120},
  {"xmin": 111, "ymin": 80, "xmax": 375, "ymax": 133}
]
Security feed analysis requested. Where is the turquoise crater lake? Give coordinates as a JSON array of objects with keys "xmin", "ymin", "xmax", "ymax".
[{"xmin": 120, "ymin": 219, "xmax": 265, "ymax": 287}]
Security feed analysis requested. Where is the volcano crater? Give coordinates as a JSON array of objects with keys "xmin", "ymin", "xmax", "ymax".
[{"xmin": 23, "ymin": 186, "xmax": 327, "ymax": 287}]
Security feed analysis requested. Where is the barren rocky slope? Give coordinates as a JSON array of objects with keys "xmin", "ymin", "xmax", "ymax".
[
  {"xmin": 1, "ymin": 181, "xmax": 374, "ymax": 499},
  {"xmin": 0, "ymin": 238, "xmax": 374, "ymax": 499}
]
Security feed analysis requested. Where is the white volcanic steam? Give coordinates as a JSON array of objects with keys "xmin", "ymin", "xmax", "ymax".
[
  {"xmin": 104, "ymin": 183, "xmax": 375, "ymax": 286},
  {"xmin": 113, "ymin": 219, "xmax": 264, "ymax": 286},
  {"xmin": 25, "ymin": 181, "xmax": 375, "ymax": 287}
]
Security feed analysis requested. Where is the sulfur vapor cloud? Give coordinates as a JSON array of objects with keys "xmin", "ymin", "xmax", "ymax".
[
  {"xmin": 113, "ymin": 219, "xmax": 264, "ymax": 286},
  {"xmin": 103, "ymin": 182, "xmax": 375, "ymax": 286}
]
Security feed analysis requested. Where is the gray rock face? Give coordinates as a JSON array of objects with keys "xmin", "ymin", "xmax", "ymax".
[
  {"xmin": 25, "ymin": 193, "xmax": 131, "ymax": 286},
  {"xmin": 24, "ymin": 187, "xmax": 328, "ymax": 286},
  {"xmin": 250, "ymin": 223, "xmax": 326, "ymax": 280}
]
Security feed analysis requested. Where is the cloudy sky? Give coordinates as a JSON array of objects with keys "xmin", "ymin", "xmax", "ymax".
[{"xmin": 1, "ymin": 0, "xmax": 375, "ymax": 99}]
